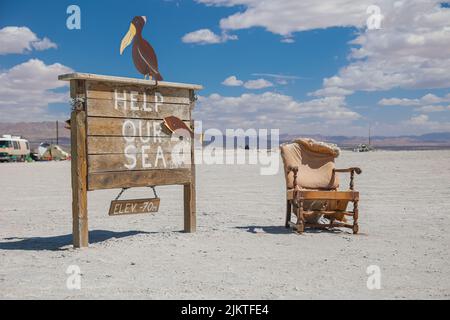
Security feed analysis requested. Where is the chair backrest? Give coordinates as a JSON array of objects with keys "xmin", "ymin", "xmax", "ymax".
[{"xmin": 280, "ymin": 139, "xmax": 339, "ymax": 190}]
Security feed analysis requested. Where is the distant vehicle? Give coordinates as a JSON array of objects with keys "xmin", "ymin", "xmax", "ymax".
[
  {"xmin": 0, "ymin": 135, "xmax": 31, "ymax": 162},
  {"xmin": 353, "ymin": 143, "xmax": 374, "ymax": 152}
]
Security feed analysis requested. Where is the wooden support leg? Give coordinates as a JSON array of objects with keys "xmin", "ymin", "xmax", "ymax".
[
  {"xmin": 285, "ymin": 200, "xmax": 292, "ymax": 228},
  {"xmin": 353, "ymin": 200, "xmax": 359, "ymax": 234},
  {"xmin": 296, "ymin": 199, "xmax": 305, "ymax": 234},
  {"xmin": 184, "ymin": 183, "xmax": 196, "ymax": 232},
  {"xmin": 71, "ymin": 110, "xmax": 88, "ymax": 248}
]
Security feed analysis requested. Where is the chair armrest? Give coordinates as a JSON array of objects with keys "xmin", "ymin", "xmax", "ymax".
[
  {"xmin": 287, "ymin": 165, "xmax": 299, "ymax": 189},
  {"xmin": 333, "ymin": 167, "xmax": 362, "ymax": 190},
  {"xmin": 333, "ymin": 167, "xmax": 362, "ymax": 175}
]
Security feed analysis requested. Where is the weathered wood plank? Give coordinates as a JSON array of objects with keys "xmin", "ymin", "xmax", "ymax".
[
  {"xmin": 109, "ymin": 198, "xmax": 160, "ymax": 216},
  {"xmin": 87, "ymin": 136, "xmax": 191, "ymax": 155},
  {"xmin": 71, "ymin": 104, "xmax": 89, "ymax": 248},
  {"xmin": 86, "ymin": 81, "xmax": 191, "ymax": 105},
  {"xmin": 87, "ymin": 117, "xmax": 190, "ymax": 137},
  {"xmin": 88, "ymin": 169, "xmax": 192, "ymax": 190},
  {"xmin": 287, "ymin": 190, "xmax": 359, "ymax": 201},
  {"xmin": 184, "ymin": 117, "xmax": 196, "ymax": 233},
  {"xmin": 59, "ymin": 73, "xmax": 203, "ymax": 91},
  {"xmin": 86, "ymin": 99, "xmax": 191, "ymax": 120},
  {"xmin": 88, "ymin": 153, "xmax": 191, "ymax": 173}
]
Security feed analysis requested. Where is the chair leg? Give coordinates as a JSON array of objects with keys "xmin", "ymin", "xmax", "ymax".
[
  {"xmin": 353, "ymin": 200, "xmax": 359, "ymax": 234},
  {"xmin": 296, "ymin": 199, "xmax": 305, "ymax": 234},
  {"xmin": 285, "ymin": 200, "xmax": 292, "ymax": 228}
]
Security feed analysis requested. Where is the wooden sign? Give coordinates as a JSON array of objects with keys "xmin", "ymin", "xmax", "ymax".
[
  {"xmin": 109, "ymin": 198, "xmax": 160, "ymax": 216},
  {"xmin": 58, "ymin": 73, "xmax": 202, "ymax": 248}
]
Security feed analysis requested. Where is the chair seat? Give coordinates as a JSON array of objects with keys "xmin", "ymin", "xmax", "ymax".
[{"xmin": 287, "ymin": 188, "xmax": 359, "ymax": 201}]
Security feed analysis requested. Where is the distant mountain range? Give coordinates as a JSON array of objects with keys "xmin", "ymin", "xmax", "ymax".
[
  {"xmin": 1, "ymin": 121, "xmax": 450, "ymax": 151},
  {"xmin": 279, "ymin": 132, "xmax": 450, "ymax": 149},
  {"xmin": 0, "ymin": 121, "xmax": 70, "ymax": 150}
]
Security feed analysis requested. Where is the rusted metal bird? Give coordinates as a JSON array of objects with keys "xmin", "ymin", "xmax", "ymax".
[{"xmin": 120, "ymin": 16, "xmax": 163, "ymax": 81}]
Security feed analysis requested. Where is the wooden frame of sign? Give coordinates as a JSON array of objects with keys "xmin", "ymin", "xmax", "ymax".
[{"xmin": 59, "ymin": 73, "xmax": 202, "ymax": 248}]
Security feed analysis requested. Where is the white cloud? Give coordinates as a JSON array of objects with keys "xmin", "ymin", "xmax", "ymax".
[
  {"xmin": 0, "ymin": 59, "xmax": 73, "ymax": 122},
  {"xmin": 182, "ymin": 28, "xmax": 237, "ymax": 44},
  {"xmin": 244, "ymin": 78, "xmax": 273, "ymax": 89},
  {"xmin": 32, "ymin": 37, "xmax": 58, "ymax": 51},
  {"xmin": 196, "ymin": 1, "xmax": 450, "ymax": 94},
  {"xmin": 378, "ymin": 93, "xmax": 450, "ymax": 110},
  {"xmin": 222, "ymin": 75, "xmax": 244, "ymax": 86},
  {"xmin": 0, "ymin": 26, "xmax": 57, "ymax": 55},
  {"xmin": 222, "ymin": 76, "xmax": 274, "ymax": 89},
  {"xmin": 408, "ymin": 114, "xmax": 430, "ymax": 125},
  {"xmin": 281, "ymin": 37, "xmax": 295, "ymax": 44},
  {"xmin": 196, "ymin": 0, "xmax": 371, "ymax": 36},
  {"xmin": 321, "ymin": 1, "xmax": 450, "ymax": 92},
  {"xmin": 310, "ymin": 87, "xmax": 354, "ymax": 97},
  {"xmin": 402, "ymin": 114, "xmax": 450, "ymax": 132},
  {"xmin": 379, "ymin": 98, "xmax": 421, "ymax": 107},
  {"xmin": 417, "ymin": 105, "xmax": 449, "ymax": 113},
  {"xmin": 195, "ymin": 92, "xmax": 360, "ymax": 133}
]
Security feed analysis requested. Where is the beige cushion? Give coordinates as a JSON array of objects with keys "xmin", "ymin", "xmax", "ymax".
[{"xmin": 280, "ymin": 139, "xmax": 339, "ymax": 190}]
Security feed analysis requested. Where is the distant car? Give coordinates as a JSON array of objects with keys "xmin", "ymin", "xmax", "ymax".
[{"xmin": 0, "ymin": 135, "xmax": 31, "ymax": 162}]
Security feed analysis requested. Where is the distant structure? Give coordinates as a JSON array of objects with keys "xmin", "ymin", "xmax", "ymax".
[{"xmin": 353, "ymin": 126, "xmax": 375, "ymax": 152}]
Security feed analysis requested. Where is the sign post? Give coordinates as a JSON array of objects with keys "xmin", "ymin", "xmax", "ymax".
[{"xmin": 59, "ymin": 73, "xmax": 202, "ymax": 248}]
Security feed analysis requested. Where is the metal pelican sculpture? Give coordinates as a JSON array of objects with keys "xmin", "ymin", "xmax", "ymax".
[{"xmin": 120, "ymin": 16, "xmax": 163, "ymax": 81}]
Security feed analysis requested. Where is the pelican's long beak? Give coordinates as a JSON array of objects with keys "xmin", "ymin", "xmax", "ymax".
[{"xmin": 120, "ymin": 23, "xmax": 136, "ymax": 55}]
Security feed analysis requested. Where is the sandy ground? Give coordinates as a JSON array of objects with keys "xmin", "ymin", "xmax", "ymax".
[{"xmin": 0, "ymin": 150, "xmax": 449, "ymax": 299}]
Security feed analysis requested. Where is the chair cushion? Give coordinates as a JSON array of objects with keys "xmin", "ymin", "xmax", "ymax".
[{"xmin": 281, "ymin": 139, "xmax": 339, "ymax": 190}]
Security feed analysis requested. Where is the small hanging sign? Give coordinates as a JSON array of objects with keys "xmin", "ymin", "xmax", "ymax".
[{"xmin": 109, "ymin": 198, "xmax": 160, "ymax": 216}]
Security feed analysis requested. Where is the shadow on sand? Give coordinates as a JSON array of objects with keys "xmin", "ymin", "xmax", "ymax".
[
  {"xmin": 237, "ymin": 225, "xmax": 347, "ymax": 235},
  {"xmin": 236, "ymin": 226, "xmax": 293, "ymax": 235},
  {"xmin": 0, "ymin": 230, "xmax": 151, "ymax": 251}
]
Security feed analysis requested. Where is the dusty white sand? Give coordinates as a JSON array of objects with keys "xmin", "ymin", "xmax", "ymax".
[{"xmin": 0, "ymin": 150, "xmax": 449, "ymax": 299}]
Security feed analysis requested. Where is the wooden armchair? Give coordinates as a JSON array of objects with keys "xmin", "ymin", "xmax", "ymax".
[{"xmin": 280, "ymin": 139, "xmax": 362, "ymax": 234}]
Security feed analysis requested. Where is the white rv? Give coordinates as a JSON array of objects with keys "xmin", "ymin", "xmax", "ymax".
[{"xmin": 0, "ymin": 135, "xmax": 31, "ymax": 162}]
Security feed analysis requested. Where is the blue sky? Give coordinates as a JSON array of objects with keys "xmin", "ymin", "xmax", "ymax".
[{"xmin": 1, "ymin": 0, "xmax": 450, "ymax": 136}]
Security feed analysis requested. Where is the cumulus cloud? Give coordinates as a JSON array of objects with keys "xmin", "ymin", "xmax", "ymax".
[
  {"xmin": 0, "ymin": 26, "xmax": 57, "ymax": 55},
  {"xmin": 321, "ymin": 1, "xmax": 450, "ymax": 92},
  {"xmin": 417, "ymin": 105, "xmax": 450, "ymax": 113},
  {"xmin": 182, "ymin": 28, "xmax": 237, "ymax": 44},
  {"xmin": 0, "ymin": 59, "xmax": 73, "ymax": 122},
  {"xmin": 190, "ymin": 1, "xmax": 450, "ymax": 134},
  {"xmin": 196, "ymin": 1, "xmax": 450, "ymax": 93},
  {"xmin": 243, "ymin": 78, "xmax": 273, "ymax": 89},
  {"xmin": 378, "ymin": 93, "xmax": 450, "ymax": 113},
  {"xmin": 195, "ymin": 92, "xmax": 360, "ymax": 134},
  {"xmin": 196, "ymin": 0, "xmax": 371, "ymax": 36},
  {"xmin": 402, "ymin": 114, "xmax": 450, "ymax": 132},
  {"xmin": 379, "ymin": 98, "xmax": 421, "ymax": 107},
  {"xmin": 309, "ymin": 87, "xmax": 354, "ymax": 97},
  {"xmin": 222, "ymin": 76, "xmax": 244, "ymax": 86},
  {"xmin": 221, "ymin": 76, "xmax": 274, "ymax": 89}
]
